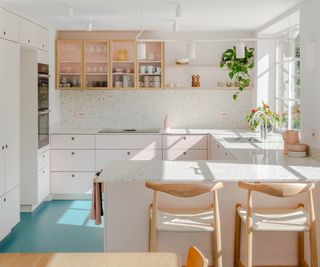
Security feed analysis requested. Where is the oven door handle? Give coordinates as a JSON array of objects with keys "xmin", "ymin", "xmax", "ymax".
[
  {"xmin": 38, "ymin": 110, "xmax": 50, "ymax": 115},
  {"xmin": 38, "ymin": 74, "xmax": 50, "ymax": 78}
]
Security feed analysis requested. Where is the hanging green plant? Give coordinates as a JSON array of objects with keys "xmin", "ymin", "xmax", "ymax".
[{"xmin": 220, "ymin": 46, "xmax": 255, "ymax": 100}]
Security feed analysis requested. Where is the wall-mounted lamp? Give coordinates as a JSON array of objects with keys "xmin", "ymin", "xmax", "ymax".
[
  {"xmin": 187, "ymin": 41, "xmax": 196, "ymax": 59},
  {"xmin": 137, "ymin": 42, "xmax": 146, "ymax": 60}
]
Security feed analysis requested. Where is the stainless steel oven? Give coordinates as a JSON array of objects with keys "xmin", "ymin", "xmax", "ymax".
[
  {"xmin": 38, "ymin": 63, "xmax": 49, "ymax": 110},
  {"xmin": 38, "ymin": 63, "xmax": 49, "ymax": 149},
  {"xmin": 38, "ymin": 110, "xmax": 49, "ymax": 149}
]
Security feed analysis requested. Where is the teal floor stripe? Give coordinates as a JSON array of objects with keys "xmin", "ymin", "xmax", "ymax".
[{"xmin": 0, "ymin": 200, "xmax": 104, "ymax": 253}]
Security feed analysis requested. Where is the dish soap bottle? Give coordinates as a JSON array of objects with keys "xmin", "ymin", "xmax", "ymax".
[{"xmin": 164, "ymin": 114, "xmax": 170, "ymax": 132}]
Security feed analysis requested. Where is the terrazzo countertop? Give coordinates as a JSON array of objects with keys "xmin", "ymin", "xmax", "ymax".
[{"xmin": 94, "ymin": 129, "xmax": 320, "ymax": 183}]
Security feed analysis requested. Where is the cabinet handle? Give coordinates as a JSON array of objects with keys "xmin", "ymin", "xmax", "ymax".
[
  {"xmin": 225, "ymin": 152, "xmax": 228, "ymax": 156},
  {"xmin": 71, "ymin": 174, "xmax": 75, "ymax": 178},
  {"xmin": 43, "ymin": 154, "xmax": 45, "ymax": 158},
  {"xmin": 1, "ymin": 146, "xmax": 4, "ymax": 150},
  {"xmin": 28, "ymin": 39, "xmax": 30, "ymax": 43},
  {"xmin": 42, "ymin": 44, "xmax": 45, "ymax": 48},
  {"xmin": 71, "ymin": 137, "xmax": 75, "ymax": 140},
  {"xmin": 127, "ymin": 151, "xmax": 131, "ymax": 155},
  {"xmin": 71, "ymin": 152, "xmax": 75, "ymax": 155},
  {"xmin": 42, "ymin": 170, "xmax": 45, "ymax": 174},
  {"xmin": 3, "ymin": 31, "xmax": 6, "ymax": 36},
  {"xmin": 183, "ymin": 136, "xmax": 186, "ymax": 140},
  {"xmin": 3, "ymin": 198, "xmax": 6, "ymax": 202},
  {"xmin": 5, "ymin": 144, "xmax": 8, "ymax": 149},
  {"xmin": 183, "ymin": 152, "xmax": 187, "ymax": 155}
]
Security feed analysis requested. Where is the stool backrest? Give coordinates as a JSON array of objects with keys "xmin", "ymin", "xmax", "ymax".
[
  {"xmin": 145, "ymin": 181, "xmax": 223, "ymax": 198},
  {"xmin": 238, "ymin": 182, "xmax": 315, "ymax": 198},
  {"xmin": 186, "ymin": 246, "xmax": 208, "ymax": 267}
]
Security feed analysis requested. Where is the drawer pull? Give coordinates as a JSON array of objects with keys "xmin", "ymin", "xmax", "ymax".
[
  {"xmin": 183, "ymin": 152, "xmax": 187, "ymax": 155},
  {"xmin": 3, "ymin": 198, "xmax": 6, "ymax": 202},
  {"xmin": 183, "ymin": 136, "xmax": 187, "ymax": 140},
  {"xmin": 127, "ymin": 151, "xmax": 131, "ymax": 155},
  {"xmin": 71, "ymin": 174, "xmax": 75, "ymax": 178},
  {"xmin": 3, "ymin": 31, "xmax": 6, "ymax": 36},
  {"xmin": 5, "ymin": 144, "xmax": 8, "ymax": 149},
  {"xmin": 28, "ymin": 39, "xmax": 30, "ymax": 43},
  {"xmin": 71, "ymin": 152, "xmax": 75, "ymax": 155},
  {"xmin": 1, "ymin": 146, "xmax": 4, "ymax": 150},
  {"xmin": 71, "ymin": 137, "xmax": 75, "ymax": 140}
]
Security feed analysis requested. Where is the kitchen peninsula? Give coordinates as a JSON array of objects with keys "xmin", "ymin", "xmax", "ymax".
[{"xmin": 91, "ymin": 129, "xmax": 320, "ymax": 267}]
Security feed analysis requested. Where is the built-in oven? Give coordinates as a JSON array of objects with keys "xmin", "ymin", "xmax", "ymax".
[
  {"xmin": 38, "ymin": 63, "xmax": 49, "ymax": 149},
  {"xmin": 38, "ymin": 110, "xmax": 49, "ymax": 149},
  {"xmin": 38, "ymin": 63, "xmax": 49, "ymax": 110}
]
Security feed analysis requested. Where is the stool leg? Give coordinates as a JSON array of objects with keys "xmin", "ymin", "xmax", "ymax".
[
  {"xmin": 245, "ymin": 191, "xmax": 253, "ymax": 267},
  {"xmin": 212, "ymin": 230, "xmax": 216, "ymax": 267},
  {"xmin": 234, "ymin": 204, "xmax": 242, "ymax": 267},
  {"xmin": 308, "ymin": 190, "xmax": 318, "ymax": 267}
]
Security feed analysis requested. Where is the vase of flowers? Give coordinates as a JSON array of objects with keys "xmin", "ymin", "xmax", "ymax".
[{"xmin": 246, "ymin": 102, "xmax": 280, "ymax": 139}]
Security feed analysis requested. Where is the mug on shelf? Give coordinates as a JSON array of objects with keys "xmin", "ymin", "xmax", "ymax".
[
  {"xmin": 147, "ymin": 66, "xmax": 154, "ymax": 74},
  {"xmin": 140, "ymin": 65, "xmax": 146, "ymax": 73},
  {"xmin": 114, "ymin": 81, "xmax": 123, "ymax": 88}
]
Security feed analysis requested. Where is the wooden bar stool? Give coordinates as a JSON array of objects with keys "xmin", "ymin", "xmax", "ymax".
[
  {"xmin": 145, "ymin": 181, "xmax": 223, "ymax": 267},
  {"xmin": 234, "ymin": 182, "xmax": 318, "ymax": 267}
]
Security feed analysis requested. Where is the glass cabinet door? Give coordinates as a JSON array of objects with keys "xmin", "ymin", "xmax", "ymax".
[
  {"xmin": 138, "ymin": 42, "xmax": 163, "ymax": 89},
  {"xmin": 57, "ymin": 40, "xmax": 82, "ymax": 89},
  {"xmin": 111, "ymin": 40, "xmax": 136, "ymax": 89},
  {"xmin": 84, "ymin": 40, "xmax": 109, "ymax": 89}
]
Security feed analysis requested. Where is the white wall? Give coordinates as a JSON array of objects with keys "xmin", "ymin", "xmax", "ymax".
[
  {"xmin": 300, "ymin": 0, "xmax": 320, "ymax": 149},
  {"xmin": 255, "ymin": 39, "xmax": 277, "ymax": 110}
]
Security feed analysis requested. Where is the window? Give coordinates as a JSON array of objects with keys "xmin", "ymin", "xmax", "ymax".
[{"xmin": 276, "ymin": 25, "xmax": 300, "ymax": 129}]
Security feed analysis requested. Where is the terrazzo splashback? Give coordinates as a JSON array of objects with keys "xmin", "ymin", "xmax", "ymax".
[{"xmin": 59, "ymin": 90, "xmax": 253, "ymax": 129}]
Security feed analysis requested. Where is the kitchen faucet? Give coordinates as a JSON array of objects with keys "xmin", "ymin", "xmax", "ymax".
[{"xmin": 249, "ymin": 110, "xmax": 269, "ymax": 140}]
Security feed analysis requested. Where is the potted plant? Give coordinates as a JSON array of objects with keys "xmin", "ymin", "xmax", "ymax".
[
  {"xmin": 246, "ymin": 102, "xmax": 280, "ymax": 139},
  {"xmin": 220, "ymin": 46, "xmax": 255, "ymax": 100}
]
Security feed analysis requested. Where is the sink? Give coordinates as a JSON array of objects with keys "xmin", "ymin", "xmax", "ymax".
[
  {"xmin": 223, "ymin": 137, "xmax": 262, "ymax": 143},
  {"xmin": 98, "ymin": 128, "xmax": 160, "ymax": 134}
]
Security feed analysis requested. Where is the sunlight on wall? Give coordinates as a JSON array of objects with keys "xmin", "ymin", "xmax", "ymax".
[{"xmin": 257, "ymin": 54, "xmax": 270, "ymax": 105}]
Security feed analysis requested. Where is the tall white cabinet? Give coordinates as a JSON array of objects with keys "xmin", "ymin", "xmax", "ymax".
[{"xmin": 0, "ymin": 38, "xmax": 20, "ymax": 241}]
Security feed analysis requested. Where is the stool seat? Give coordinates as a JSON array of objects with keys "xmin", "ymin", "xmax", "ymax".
[
  {"xmin": 155, "ymin": 208, "xmax": 214, "ymax": 232},
  {"xmin": 237, "ymin": 206, "xmax": 310, "ymax": 232}
]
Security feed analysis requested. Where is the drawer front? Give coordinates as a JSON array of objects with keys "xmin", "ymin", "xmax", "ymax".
[
  {"xmin": 38, "ymin": 167, "xmax": 50, "ymax": 202},
  {"xmin": 163, "ymin": 135, "xmax": 208, "ymax": 150},
  {"xmin": 96, "ymin": 135, "xmax": 162, "ymax": 150},
  {"xmin": 38, "ymin": 149, "xmax": 50, "ymax": 170},
  {"xmin": 96, "ymin": 150, "xmax": 163, "ymax": 170},
  {"xmin": 51, "ymin": 150, "xmax": 95, "ymax": 171},
  {"xmin": 51, "ymin": 172, "xmax": 95, "ymax": 195},
  {"xmin": 51, "ymin": 135, "xmax": 95, "ymax": 149},
  {"xmin": 163, "ymin": 149, "xmax": 208, "ymax": 161}
]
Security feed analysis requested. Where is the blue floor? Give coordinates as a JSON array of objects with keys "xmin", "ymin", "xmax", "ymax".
[{"xmin": 0, "ymin": 200, "xmax": 104, "ymax": 253}]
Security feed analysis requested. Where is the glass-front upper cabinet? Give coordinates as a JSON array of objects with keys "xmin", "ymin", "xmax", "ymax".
[
  {"xmin": 138, "ymin": 42, "xmax": 163, "ymax": 89},
  {"xmin": 56, "ymin": 40, "xmax": 82, "ymax": 89},
  {"xmin": 84, "ymin": 40, "xmax": 109, "ymax": 89},
  {"xmin": 110, "ymin": 40, "xmax": 136, "ymax": 89}
]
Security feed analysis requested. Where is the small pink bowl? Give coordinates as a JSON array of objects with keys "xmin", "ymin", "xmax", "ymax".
[{"xmin": 289, "ymin": 143, "xmax": 308, "ymax": 152}]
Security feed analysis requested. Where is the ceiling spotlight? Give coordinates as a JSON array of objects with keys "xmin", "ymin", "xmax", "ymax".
[
  {"xmin": 173, "ymin": 21, "xmax": 179, "ymax": 32},
  {"xmin": 176, "ymin": 2, "xmax": 182, "ymax": 17},
  {"xmin": 68, "ymin": 6, "xmax": 74, "ymax": 17},
  {"xmin": 87, "ymin": 21, "xmax": 93, "ymax": 31}
]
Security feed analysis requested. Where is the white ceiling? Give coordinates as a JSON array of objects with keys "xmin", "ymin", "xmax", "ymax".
[{"xmin": 0, "ymin": 0, "xmax": 303, "ymax": 32}]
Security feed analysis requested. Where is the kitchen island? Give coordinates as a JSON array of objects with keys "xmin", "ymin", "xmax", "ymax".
[{"xmin": 95, "ymin": 130, "xmax": 320, "ymax": 267}]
